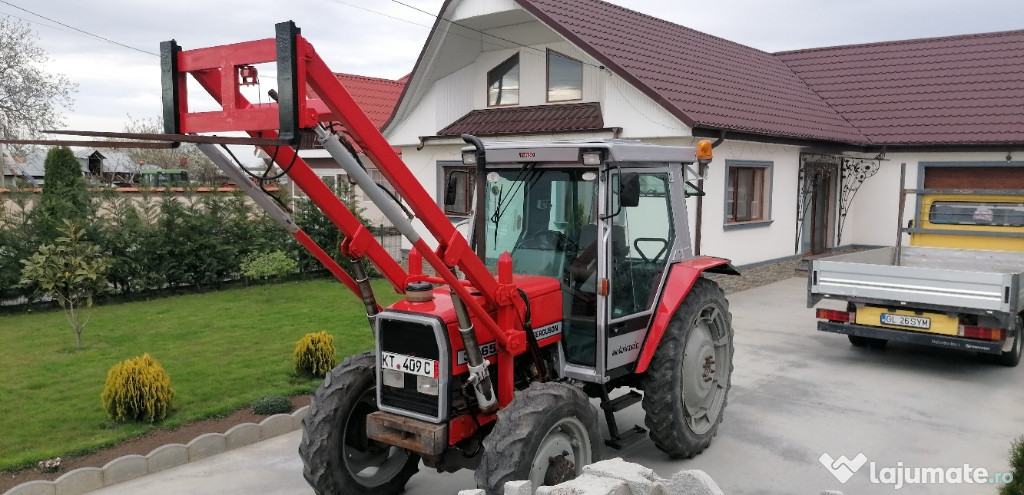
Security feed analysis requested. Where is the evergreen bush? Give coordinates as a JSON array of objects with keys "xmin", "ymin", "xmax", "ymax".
[
  {"xmin": 293, "ymin": 331, "xmax": 337, "ymax": 378},
  {"xmin": 1001, "ymin": 435, "xmax": 1024, "ymax": 494},
  {"xmin": 100, "ymin": 353, "xmax": 175, "ymax": 423},
  {"xmin": 250, "ymin": 395, "xmax": 292, "ymax": 415},
  {"xmin": 241, "ymin": 250, "xmax": 297, "ymax": 281}
]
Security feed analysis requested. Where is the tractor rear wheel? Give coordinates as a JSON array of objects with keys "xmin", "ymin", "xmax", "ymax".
[
  {"xmin": 641, "ymin": 277, "xmax": 733, "ymax": 458},
  {"xmin": 299, "ymin": 351, "xmax": 419, "ymax": 495},
  {"xmin": 475, "ymin": 382, "xmax": 602, "ymax": 495}
]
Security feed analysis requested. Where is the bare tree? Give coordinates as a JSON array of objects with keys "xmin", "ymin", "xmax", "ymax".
[
  {"xmin": 0, "ymin": 17, "xmax": 76, "ymax": 154},
  {"xmin": 122, "ymin": 115, "xmax": 220, "ymax": 185}
]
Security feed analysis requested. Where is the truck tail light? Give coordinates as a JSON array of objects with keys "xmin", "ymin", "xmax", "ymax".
[
  {"xmin": 960, "ymin": 325, "xmax": 1004, "ymax": 341},
  {"xmin": 816, "ymin": 308, "xmax": 852, "ymax": 323}
]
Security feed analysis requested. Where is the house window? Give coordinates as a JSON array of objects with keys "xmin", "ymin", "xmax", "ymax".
[
  {"xmin": 547, "ymin": 50, "xmax": 582, "ymax": 102},
  {"xmin": 366, "ymin": 168, "xmax": 396, "ymax": 195},
  {"xmin": 487, "ymin": 54, "xmax": 519, "ymax": 106},
  {"xmin": 725, "ymin": 160, "xmax": 772, "ymax": 224}
]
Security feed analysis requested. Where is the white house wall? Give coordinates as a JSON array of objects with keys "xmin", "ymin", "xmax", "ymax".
[
  {"xmin": 450, "ymin": 0, "xmax": 519, "ymax": 21},
  {"xmin": 696, "ymin": 141, "xmax": 801, "ymax": 266},
  {"xmin": 840, "ymin": 150, "xmax": 1019, "ymax": 249}
]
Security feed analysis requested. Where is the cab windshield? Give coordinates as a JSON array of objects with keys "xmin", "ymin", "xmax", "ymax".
[{"xmin": 483, "ymin": 168, "xmax": 597, "ymax": 276}]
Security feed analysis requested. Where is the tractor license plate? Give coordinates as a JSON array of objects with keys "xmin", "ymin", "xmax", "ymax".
[
  {"xmin": 381, "ymin": 352, "xmax": 438, "ymax": 378},
  {"xmin": 880, "ymin": 313, "xmax": 931, "ymax": 330}
]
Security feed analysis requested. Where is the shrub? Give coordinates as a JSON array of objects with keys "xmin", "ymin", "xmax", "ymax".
[
  {"xmin": 293, "ymin": 331, "xmax": 337, "ymax": 378},
  {"xmin": 250, "ymin": 395, "xmax": 292, "ymax": 415},
  {"xmin": 32, "ymin": 146, "xmax": 92, "ymax": 243},
  {"xmin": 101, "ymin": 353, "xmax": 175, "ymax": 423},
  {"xmin": 1001, "ymin": 435, "xmax": 1024, "ymax": 494},
  {"xmin": 19, "ymin": 221, "xmax": 109, "ymax": 347},
  {"xmin": 241, "ymin": 250, "xmax": 297, "ymax": 282}
]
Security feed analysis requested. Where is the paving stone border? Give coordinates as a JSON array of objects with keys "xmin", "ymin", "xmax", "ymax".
[{"xmin": 2, "ymin": 406, "xmax": 309, "ymax": 495}]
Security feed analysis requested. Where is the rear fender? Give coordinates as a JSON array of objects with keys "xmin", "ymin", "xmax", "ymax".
[{"xmin": 633, "ymin": 257, "xmax": 737, "ymax": 374}]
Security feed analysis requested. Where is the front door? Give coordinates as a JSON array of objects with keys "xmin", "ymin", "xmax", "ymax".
[{"xmin": 799, "ymin": 155, "xmax": 838, "ymax": 255}]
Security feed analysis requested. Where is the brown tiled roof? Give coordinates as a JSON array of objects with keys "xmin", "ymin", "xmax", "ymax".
[
  {"xmin": 776, "ymin": 30, "xmax": 1024, "ymax": 146},
  {"xmin": 436, "ymin": 102, "xmax": 605, "ymax": 137},
  {"xmin": 515, "ymin": 0, "xmax": 866, "ymax": 144}
]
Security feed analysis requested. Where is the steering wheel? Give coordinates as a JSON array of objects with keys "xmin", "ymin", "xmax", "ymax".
[
  {"xmin": 519, "ymin": 230, "xmax": 576, "ymax": 251},
  {"xmin": 633, "ymin": 238, "xmax": 669, "ymax": 264}
]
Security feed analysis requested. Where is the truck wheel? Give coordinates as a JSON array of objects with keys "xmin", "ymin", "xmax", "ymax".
[
  {"xmin": 475, "ymin": 382, "xmax": 601, "ymax": 495},
  {"xmin": 998, "ymin": 327, "xmax": 1022, "ymax": 367},
  {"xmin": 299, "ymin": 351, "xmax": 419, "ymax": 495},
  {"xmin": 641, "ymin": 278, "xmax": 733, "ymax": 458}
]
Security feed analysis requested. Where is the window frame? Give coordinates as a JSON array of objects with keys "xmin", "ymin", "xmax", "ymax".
[
  {"xmin": 546, "ymin": 49, "xmax": 583, "ymax": 103},
  {"xmin": 723, "ymin": 160, "xmax": 773, "ymax": 229},
  {"xmin": 487, "ymin": 54, "xmax": 520, "ymax": 107}
]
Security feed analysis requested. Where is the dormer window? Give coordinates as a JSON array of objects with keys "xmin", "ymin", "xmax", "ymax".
[
  {"xmin": 487, "ymin": 54, "xmax": 519, "ymax": 106},
  {"xmin": 547, "ymin": 50, "xmax": 582, "ymax": 102}
]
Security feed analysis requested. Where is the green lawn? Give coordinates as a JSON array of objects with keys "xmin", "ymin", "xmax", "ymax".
[{"xmin": 0, "ymin": 277, "xmax": 401, "ymax": 471}]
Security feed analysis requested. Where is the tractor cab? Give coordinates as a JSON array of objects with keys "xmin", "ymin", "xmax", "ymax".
[{"xmin": 448, "ymin": 140, "xmax": 707, "ymax": 382}]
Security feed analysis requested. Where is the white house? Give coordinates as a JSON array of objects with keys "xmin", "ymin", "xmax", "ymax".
[{"xmin": 380, "ymin": 0, "xmax": 1024, "ymax": 266}]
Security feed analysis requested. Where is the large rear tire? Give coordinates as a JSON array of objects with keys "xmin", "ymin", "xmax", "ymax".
[
  {"xmin": 641, "ymin": 277, "xmax": 733, "ymax": 458},
  {"xmin": 299, "ymin": 351, "xmax": 419, "ymax": 495},
  {"xmin": 474, "ymin": 382, "xmax": 602, "ymax": 495}
]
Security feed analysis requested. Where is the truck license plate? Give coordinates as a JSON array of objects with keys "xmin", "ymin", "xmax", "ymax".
[
  {"xmin": 381, "ymin": 352, "xmax": 438, "ymax": 378},
  {"xmin": 880, "ymin": 313, "xmax": 931, "ymax": 329}
]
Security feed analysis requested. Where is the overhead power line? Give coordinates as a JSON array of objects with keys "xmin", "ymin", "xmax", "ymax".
[{"xmin": 0, "ymin": 0, "xmax": 157, "ymax": 56}]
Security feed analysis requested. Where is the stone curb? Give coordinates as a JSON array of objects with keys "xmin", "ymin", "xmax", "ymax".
[{"xmin": 2, "ymin": 406, "xmax": 309, "ymax": 495}]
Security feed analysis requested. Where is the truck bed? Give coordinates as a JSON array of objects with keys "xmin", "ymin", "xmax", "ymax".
[{"xmin": 808, "ymin": 246, "xmax": 1024, "ymax": 315}]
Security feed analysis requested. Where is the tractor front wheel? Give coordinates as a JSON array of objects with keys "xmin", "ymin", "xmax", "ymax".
[
  {"xmin": 299, "ymin": 351, "xmax": 420, "ymax": 495},
  {"xmin": 641, "ymin": 277, "xmax": 733, "ymax": 458},
  {"xmin": 475, "ymin": 382, "xmax": 602, "ymax": 495}
]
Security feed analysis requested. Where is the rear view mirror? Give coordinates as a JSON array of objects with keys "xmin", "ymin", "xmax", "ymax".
[
  {"xmin": 620, "ymin": 173, "xmax": 640, "ymax": 208},
  {"xmin": 444, "ymin": 170, "xmax": 471, "ymax": 215}
]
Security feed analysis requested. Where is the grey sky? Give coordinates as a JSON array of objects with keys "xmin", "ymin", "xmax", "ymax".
[{"xmin": 5, "ymin": 0, "xmax": 1023, "ymax": 133}]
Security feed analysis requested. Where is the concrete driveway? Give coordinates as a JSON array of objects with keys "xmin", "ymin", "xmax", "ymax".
[{"xmin": 87, "ymin": 276, "xmax": 1023, "ymax": 494}]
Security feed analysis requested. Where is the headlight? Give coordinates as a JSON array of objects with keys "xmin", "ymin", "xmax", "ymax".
[
  {"xmin": 382, "ymin": 369, "xmax": 404, "ymax": 388},
  {"xmin": 417, "ymin": 374, "xmax": 439, "ymax": 396}
]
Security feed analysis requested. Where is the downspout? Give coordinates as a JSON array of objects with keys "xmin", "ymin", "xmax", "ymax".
[{"xmin": 694, "ymin": 130, "xmax": 726, "ymax": 256}]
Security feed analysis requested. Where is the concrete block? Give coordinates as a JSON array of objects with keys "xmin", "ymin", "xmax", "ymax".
[
  {"xmin": 259, "ymin": 414, "xmax": 295, "ymax": 439},
  {"xmin": 657, "ymin": 470, "xmax": 724, "ymax": 495},
  {"xmin": 187, "ymin": 433, "xmax": 227, "ymax": 461},
  {"xmin": 3, "ymin": 480, "xmax": 56, "ymax": 495},
  {"xmin": 224, "ymin": 423, "xmax": 261, "ymax": 450},
  {"xmin": 291, "ymin": 405, "xmax": 310, "ymax": 429},
  {"xmin": 457, "ymin": 490, "xmax": 486, "ymax": 495},
  {"xmin": 53, "ymin": 467, "xmax": 103, "ymax": 495},
  {"xmin": 145, "ymin": 443, "xmax": 188, "ymax": 473},
  {"xmin": 536, "ymin": 474, "xmax": 629, "ymax": 495},
  {"xmin": 101, "ymin": 455, "xmax": 148, "ymax": 486},
  {"xmin": 503, "ymin": 480, "xmax": 532, "ymax": 495},
  {"xmin": 582, "ymin": 458, "xmax": 662, "ymax": 495}
]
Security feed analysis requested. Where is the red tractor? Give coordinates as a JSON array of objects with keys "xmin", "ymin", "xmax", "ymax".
[{"xmin": 23, "ymin": 22, "xmax": 739, "ymax": 495}]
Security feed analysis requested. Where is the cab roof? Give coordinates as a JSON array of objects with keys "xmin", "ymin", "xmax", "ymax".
[{"xmin": 464, "ymin": 139, "xmax": 701, "ymax": 165}]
